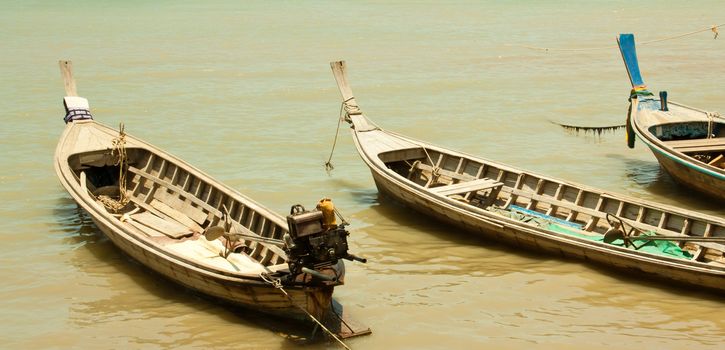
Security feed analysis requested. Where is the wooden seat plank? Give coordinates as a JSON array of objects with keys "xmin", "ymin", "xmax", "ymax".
[
  {"xmin": 128, "ymin": 166, "xmax": 222, "ymax": 217},
  {"xmin": 664, "ymin": 138, "xmax": 725, "ymax": 153},
  {"xmin": 130, "ymin": 211, "xmax": 192, "ymax": 239},
  {"xmin": 430, "ymin": 178, "xmax": 503, "ymax": 197}
]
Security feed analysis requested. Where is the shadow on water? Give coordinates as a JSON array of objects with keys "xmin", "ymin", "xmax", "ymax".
[
  {"xmin": 370, "ymin": 192, "xmax": 725, "ymax": 298},
  {"xmin": 614, "ymin": 155, "xmax": 724, "ymax": 212},
  {"xmin": 53, "ymin": 198, "xmax": 334, "ymax": 346},
  {"xmin": 325, "ymin": 177, "xmax": 380, "ymax": 205},
  {"xmin": 370, "ymin": 192, "xmax": 550, "ymax": 261}
]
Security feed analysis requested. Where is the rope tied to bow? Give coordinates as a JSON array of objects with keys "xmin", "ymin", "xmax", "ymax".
[{"xmin": 324, "ymin": 97, "xmax": 357, "ymax": 174}]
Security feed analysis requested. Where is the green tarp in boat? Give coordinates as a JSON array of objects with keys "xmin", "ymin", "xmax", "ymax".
[{"xmin": 492, "ymin": 205, "xmax": 693, "ymax": 260}]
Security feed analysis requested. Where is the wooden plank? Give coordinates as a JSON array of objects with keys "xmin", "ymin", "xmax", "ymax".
[
  {"xmin": 565, "ymin": 189, "xmax": 584, "ymax": 221},
  {"xmin": 128, "ymin": 166, "xmax": 222, "ymax": 217},
  {"xmin": 150, "ymin": 199, "xmax": 203, "ymax": 233},
  {"xmin": 503, "ymin": 173, "xmax": 525, "ymax": 208},
  {"xmin": 154, "ymin": 189, "xmax": 208, "ymax": 225},
  {"xmin": 506, "ymin": 188, "xmax": 724, "ymax": 251},
  {"xmin": 526, "ymin": 179, "xmax": 545, "ymax": 210},
  {"xmin": 481, "ymin": 169, "xmax": 507, "ymax": 208},
  {"xmin": 414, "ymin": 161, "xmax": 475, "ymax": 183},
  {"xmin": 545, "ymin": 184, "xmax": 564, "ymax": 216},
  {"xmin": 330, "ymin": 61, "xmax": 362, "ymax": 115},
  {"xmin": 130, "ymin": 211, "xmax": 192, "ymax": 239},
  {"xmin": 583, "ymin": 196, "xmax": 605, "ymax": 231},
  {"xmin": 58, "ymin": 60, "xmax": 77, "ymax": 96},
  {"xmin": 126, "ymin": 219, "xmax": 167, "ymax": 238},
  {"xmin": 80, "ymin": 171, "xmax": 87, "ymax": 194},
  {"xmin": 708, "ymin": 154, "xmax": 725, "ymax": 168},
  {"xmin": 126, "ymin": 195, "xmax": 170, "ymax": 222},
  {"xmin": 430, "ymin": 178, "xmax": 503, "ymax": 197},
  {"xmin": 464, "ymin": 164, "xmax": 486, "ymax": 201},
  {"xmin": 665, "ymin": 138, "xmax": 725, "ymax": 153}
]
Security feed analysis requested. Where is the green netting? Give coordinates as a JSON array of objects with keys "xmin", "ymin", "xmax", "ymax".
[{"xmin": 546, "ymin": 223, "xmax": 693, "ymax": 260}]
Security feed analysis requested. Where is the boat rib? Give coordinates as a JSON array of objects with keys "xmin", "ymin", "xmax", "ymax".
[{"xmin": 330, "ymin": 60, "xmax": 725, "ymax": 293}]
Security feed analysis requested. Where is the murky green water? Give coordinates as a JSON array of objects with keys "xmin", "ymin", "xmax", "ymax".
[{"xmin": 1, "ymin": 1, "xmax": 724, "ymax": 349}]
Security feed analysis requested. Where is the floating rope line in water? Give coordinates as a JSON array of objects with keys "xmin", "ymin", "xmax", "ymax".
[
  {"xmin": 551, "ymin": 120, "xmax": 626, "ymax": 137},
  {"xmin": 509, "ymin": 23, "xmax": 723, "ymax": 52}
]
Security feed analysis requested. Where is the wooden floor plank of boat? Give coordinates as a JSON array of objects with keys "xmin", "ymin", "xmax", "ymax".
[{"xmin": 130, "ymin": 211, "xmax": 192, "ymax": 239}]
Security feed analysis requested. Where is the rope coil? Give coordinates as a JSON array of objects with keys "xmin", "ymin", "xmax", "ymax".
[{"xmin": 97, "ymin": 123, "xmax": 130, "ymax": 212}]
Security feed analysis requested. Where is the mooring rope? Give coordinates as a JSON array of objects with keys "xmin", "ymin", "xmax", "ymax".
[
  {"xmin": 259, "ymin": 273, "xmax": 351, "ymax": 350},
  {"xmin": 509, "ymin": 23, "xmax": 722, "ymax": 52},
  {"xmin": 98, "ymin": 123, "xmax": 130, "ymax": 212},
  {"xmin": 112, "ymin": 123, "xmax": 129, "ymax": 204},
  {"xmin": 324, "ymin": 101, "xmax": 347, "ymax": 174}
]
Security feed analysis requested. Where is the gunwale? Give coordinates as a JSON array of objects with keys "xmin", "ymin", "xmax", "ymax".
[
  {"xmin": 55, "ymin": 120, "xmax": 286, "ymax": 281},
  {"xmin": 619, "ymin": 33, "xmax": 725, "ymax": 200},
  {"xmin": 54, "ymin": 118, "xmax": 343, "ymax": 319},
  {"xmin": 52, "ymin": 60, "xmax": 348, "ymax": 324},
  {"xmin": 331, "ymin": 61, "xmax": 725, "ymax": 292}
]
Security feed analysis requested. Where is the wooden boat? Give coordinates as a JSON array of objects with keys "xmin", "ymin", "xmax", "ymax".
[
  {"xmin": 330, "ymin": 61, "xmax": 725, "ymax": 292},
  {"xmin": 54, "ymin": 61, "xmax": 370, "ymax": 339},
  {"xmin": 619, "ymin": 33, "xmax": 725, "ymax": 201}
]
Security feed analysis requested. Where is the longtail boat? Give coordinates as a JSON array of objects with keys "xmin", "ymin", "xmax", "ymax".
[
  {"xmin": 619, "ymin": 33, "xmax": 725, "ymax": 201},
  {"xmin": 330, "ymin": 60, "xmax": 725, "ymax": 292},
  {"xmin": 54, "ymin": 61, "xmax": 370, "ymax": 339}
]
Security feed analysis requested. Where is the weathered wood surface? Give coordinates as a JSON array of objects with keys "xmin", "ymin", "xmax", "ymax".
[
  {"xmin": 58, "ymin": 60, "xmax": 77, "ymax": 96},
  {"xmin": 429, "ymin": 178, "xmax": 503, "ymax": 197},
  {"xmin": 664, "ymin": 138, "xmax": 725, "ymax": 153},
  {"xmin": 129, "ymin": 211, "xmax": 192, "ymax": 239},
  {"xmin": 331, "ymin": 60, "xmax": 725, "ymax": 292},
  {"xmin": 53, "ymin": 62, "xmax": 364, "ymax": 333},
  {"xmin": 55, "ymin": 118, "xmax": 334, "ymax": 320}
]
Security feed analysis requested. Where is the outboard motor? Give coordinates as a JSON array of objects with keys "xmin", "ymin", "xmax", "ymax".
[{"xmin": 284, "ymin": 198, "xmax": 366, "ymax": 282}]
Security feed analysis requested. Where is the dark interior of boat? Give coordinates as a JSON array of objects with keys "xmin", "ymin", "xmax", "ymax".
[{"xmin": 653, "ymin": 121, "xmax": 725, "ymax": 168}]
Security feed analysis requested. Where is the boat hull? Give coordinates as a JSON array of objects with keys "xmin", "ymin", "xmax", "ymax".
[
  {"xmin": 55, "ymin": 120, "xmax": 336, "ymax": 322},
  {"xmin": 86, "ymin": 212, "xmax": 332, "ymax": 320},
  {"xmin": 329, "ymin": 59, "xmax": 725, "ymax": 294},
  {"xmin": 646, "ymin": 144, "xmax": 725, "ymax": 201},
  {"xmin": 366, "ymin": 166, "xmax": 725, "ymax": 292}
]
